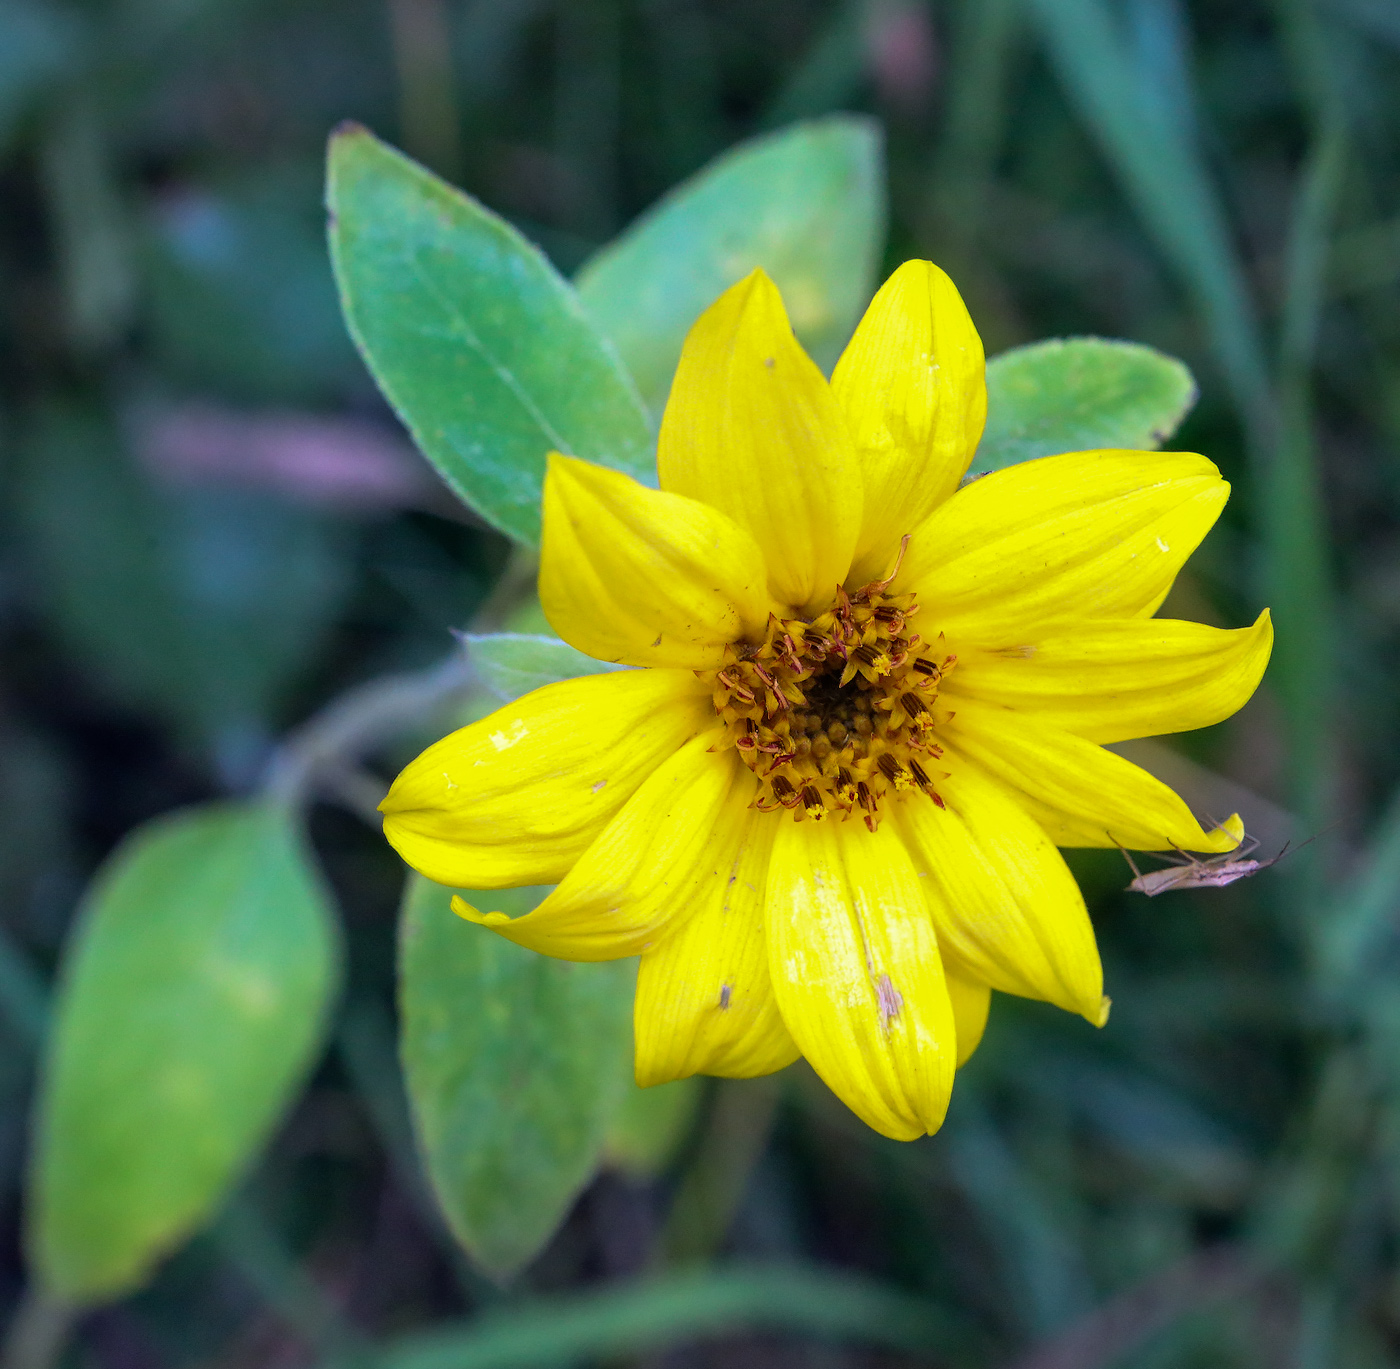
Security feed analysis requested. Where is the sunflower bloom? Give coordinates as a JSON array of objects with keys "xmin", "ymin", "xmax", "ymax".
[{"xmin": 381, "ymin": 262, "xmax": 1272, "ymax": 1141}]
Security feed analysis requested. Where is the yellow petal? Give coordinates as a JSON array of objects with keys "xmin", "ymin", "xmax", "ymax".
[
  {"xmin": 947, "ymin": 610, "xmax": 1273, "ymax": 744},
  {"xmin": 455, "ymin": 736, "xmax": 744, "ymax": 960},
  {"xmin": 945, "ymin": 701, "xmax": 1241, "ymax": 851},
  {"xmin": 897, "ymin": 450, "xmax": 1228, "ymax": 641},
  {"xmin": 831, "ymin": 261, "xmax": 987, "ymax": 586},
  {"xmin": 766, "ymin": 817, "xmax": 956, "ymax": 1141},
  {"xmin": 892, "ymin": 764, "xmax": 1107, "ymax": 1023},
  {"xmin": 633, "ymin": 802, "xmax": 798, "ymax": 1085},
  {"xmin": 657, "ymin": 269, "xmax": 861, "ymax": 615},
  {"xmin": 540, "ymin": 453, "xmax": 777, "ymax": 668},
  {"xmin": 381, "ymin": 669, "xmax": 711, "ymax": 888},
  {"xmin": 946, "ymin": 970, "xmax": 991, "ymax": 1068}
]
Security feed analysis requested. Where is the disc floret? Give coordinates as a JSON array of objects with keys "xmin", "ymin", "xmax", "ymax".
[{"xmin": 707, "ymin": 561, "xmax": 955, "ymax": 830}]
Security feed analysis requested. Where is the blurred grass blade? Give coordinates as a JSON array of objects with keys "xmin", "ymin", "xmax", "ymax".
[
  {"xmin": 1323, "ymin": 0, "xmax": 1400, "ymax": 49},
  {"xmin": 39, "ymin": 88, "xmax": 135, "ymax": 352},
  {"xmin": 759, "ymin": 0, "xmax": 868, "ymax": 129},
  {"xmin": 929, "ymin": 0, "xmax": 1019, "ymax": 254},
  {"xmin": 0, "ymin": 924, "xmax": 52, "ymax": 1050},
  {"xmin": 376, "ymin": 1262, "xmax": 963, "ymax": 1369},
  {"xmin": 144, "ymin": 169, "xmax": 363, "ymax": 400},
  {"xmin": 387, "ymin": 0, "xmax": 463, "ymax": 181},
  {"xmin": 398, "ymin": 876, "xmax": 634, "ymax": 1279},
  {"xmin": 1125, "ymin": 0, "xmax": 1200, "ymax": 145},
  {"xmin": 575, "ymin": 115, "xmax": 886, "ymax": 411},
  {"xmin": 976, "ymin": 337, "xmax": 1197, "ymax": 473},
  {"xmin": 1267, "ymin": 29, "xmax": 1348, "ymax": 844},
  {"xmin": 1024, "ymin": 0, "xmax": 1272, "ymax": 444},
  {"xmin": 659, "ymin": 1075, "xmax": 782, "ymax": 1267},
  {"xmin": 460, "ymin": 632, "xmax": 624, "ymax": 703},
  {"xmin": 1316, "ymin": 783, "xmax": 1400, "ymax": 995},
  {"xmin": 327, "ymin": 124, "xmax": 653, "ymax": 546},
  {"xmin": 29, "ymin": 800, "xmax": 344, "ymax": 1305},
  {"xmin": 211, "ymin": 1195, "xmax": 363, "ymax": 1357},
  {"xmin": 945, "ymin": 1092, "xmax": 1094, "ymax": 1337},
  {"xmin": 18, "ymin": 402, "xmax": 351, "ymax": 776},
  {"xmin": 0, "ymin": 0, "xmax": 82, "ymax": 151},
  {"xmin": 603, "ymin": 1077, "xmax": 702, "ymax": 1180},
  {"xmin": 1029, "ymin": 0, "xmax": 1341, "ymax": 855}
]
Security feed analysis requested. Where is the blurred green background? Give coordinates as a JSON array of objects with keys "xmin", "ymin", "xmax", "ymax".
[{"xmin": 3, "ymin": 0, "xmax": 1400, "ymax": 1364}]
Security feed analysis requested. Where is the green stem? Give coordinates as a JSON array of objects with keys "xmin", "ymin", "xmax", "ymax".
[{"xmin": 261, "ymin": 651, "xmax": 474, "ymax": 812}]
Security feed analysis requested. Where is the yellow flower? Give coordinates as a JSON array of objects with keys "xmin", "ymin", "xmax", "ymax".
[{"xmin": 381, "ymin": 262, "xmax": 1272, "ymax": 1141}]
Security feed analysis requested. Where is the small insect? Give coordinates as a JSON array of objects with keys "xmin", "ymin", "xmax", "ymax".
[{"xmin": 1117, "ymin": 833, "xmax": 1291, "ymax": 897}]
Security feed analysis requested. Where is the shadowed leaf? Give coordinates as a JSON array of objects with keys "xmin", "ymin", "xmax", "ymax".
[{"xmin": 399, "ymin": 877, "xmax": 634, "ymax": 1279}]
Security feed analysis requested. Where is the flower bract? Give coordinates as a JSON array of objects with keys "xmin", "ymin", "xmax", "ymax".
[{"xmin": 381, "ymin": 262, "xmax": 1272, "ymax": 1141}]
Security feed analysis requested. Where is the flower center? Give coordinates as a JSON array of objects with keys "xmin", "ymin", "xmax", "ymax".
[{"xmin": 706, "ymin": 549, "xmax": 955, "ymax": 831}]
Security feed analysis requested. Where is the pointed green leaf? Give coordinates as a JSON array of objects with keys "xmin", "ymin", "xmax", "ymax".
[
  {"xmin": 975, "ymin": 337, "xmax": 1197, "ymax": 474},
  {"xmin": 461, "ymin": 632, "xmax": 624, "ymax": 703},
  {"xmin": 575, "ymin": 116, "xmax": 886, "ymax": 413},
  {"xmin": 30, "ymin": 801, "xmax": 343, "ymax": 1304},
  {"xmin": 399, "ymin": 877, "xmax": 634, "ymax": 1279},
  {"xmin": 327, "ymin": 124, "xmax": 653, "ymax": 546}
]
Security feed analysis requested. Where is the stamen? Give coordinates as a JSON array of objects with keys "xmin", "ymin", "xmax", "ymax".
[
  {"xmin": 862, "ymin": 533, "xmax": 913, "ymax": 596},
  {"xmin": 878, "ymin": 753, "xmax": 913, "ymax": 788},
  {"xmin": 704, "ymin": 573, "xmax": 954, "ymax": 825}
]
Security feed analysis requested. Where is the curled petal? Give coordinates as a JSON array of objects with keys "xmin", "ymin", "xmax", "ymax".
[
  {"xmin": 948, "ymin": 611, "xmax": 1273, "ymax": 744},
  {"xmin": 658, "ymin": 269, "xmax": 861, "ymax": 615},
  {"xmin": 766, "ymin": 817, "xmax": 955, "ymax": 1141},
  {"xmin": 541, "ymin": 453, "xmax": 777, "ymax": 668},
  {"xmin": 946, "ymin": 701, "xmax": 1242, "ymax": 852},
  {"xmin": 381, "ymin": 669, "xmax": 711, "ymax": 888}
]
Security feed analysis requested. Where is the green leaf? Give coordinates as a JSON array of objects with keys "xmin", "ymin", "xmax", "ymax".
[
  {"xmin": 575, "ymin": 116, "xmax": 886, "ymax": 414},
  {"xmin": 327, "ymin": 124, "xmax": 652, "ymax": 546},
  {"xmin": 461, "ymin": 633, "xmax": 624, "ymax": 703},
  {"xmin": 30, "ymin": 801, "xmax": 343, "ymax": 1304},
  {"xmin": 399, "ymin": 876, "xmax": 634, "ymax": 1279},
  {"xmin": 974, "ymin": 337, "xmax": 1197, "ymax": 474}
]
